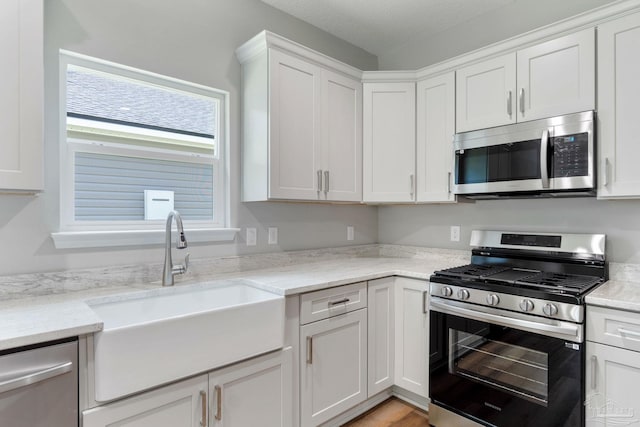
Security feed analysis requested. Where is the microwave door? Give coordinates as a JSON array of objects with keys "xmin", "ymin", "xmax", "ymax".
[{"xmin": 454, "ymin": 137, "xmax": 546, "ymax": 194}]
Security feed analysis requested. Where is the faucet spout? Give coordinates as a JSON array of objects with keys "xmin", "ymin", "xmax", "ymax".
[{"xmin": 162, "ymin": 210, "xmax": 189, "ymax": 286}]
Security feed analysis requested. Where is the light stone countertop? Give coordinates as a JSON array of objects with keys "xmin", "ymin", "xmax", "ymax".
[{"xmin": 1, "ymin": 243, "xmax": 639, "ymax": 352}]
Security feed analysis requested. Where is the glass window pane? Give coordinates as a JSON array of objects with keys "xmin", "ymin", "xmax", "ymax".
[
  {"xmin": 74, "ymin": 152, "xmax": 214, "ymax": 221},
  {"xmin": 67, "ymin": 65, "xmax": 217, "ymax": 140}
]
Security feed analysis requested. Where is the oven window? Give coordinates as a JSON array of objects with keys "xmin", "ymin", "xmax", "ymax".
[{"xmin": 449, "ymin": 329, "xmax": 549, "ymax": 406}]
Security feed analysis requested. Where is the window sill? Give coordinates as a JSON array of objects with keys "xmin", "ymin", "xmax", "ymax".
[{"xmin": 51, "ymin": 228, "xmax": 239, "ymax": 249}]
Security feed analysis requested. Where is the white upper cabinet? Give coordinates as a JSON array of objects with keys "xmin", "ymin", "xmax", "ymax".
[
  {"xmin": 0, "ymin": 0, "xmax": 43, "ymax": 192},
  {"xmin": 597, "ymin": 12, "xmax": 640, "ymax": 199},
  {"xmin": 456, "ymin": 28, "xmax": 595, "ymax": 133},
  {"xmin": 456, "ymin": 53, "xmax": 516, "ymax": 132},
  {"xmin": 416, "ymin": 72, "xmax": 456, "ymax": 203},
  {"xmin": 517, "ymin": 28, "xmax": 595, "ymax": 122},
  {"xmin": 268, "ymin": 49, "xmax": 322, "ymax": 200},
  {"xmin": 363, "ymin": 81, "xmax": 416, "ymax": 203},
  {"xmin": 238, "ymin": 33, "xmax": 362, "ymax": 202},
  {"xmin": 321, "ymin": 69, "xmax": 363, "ymax": 202}
]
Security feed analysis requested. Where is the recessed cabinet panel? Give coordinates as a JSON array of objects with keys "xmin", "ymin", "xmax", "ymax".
[
  {"xmin": 416, "ymin": 72, "xmax": 456, "ymax": 203},
  {"xmin": 269, "ymin": 49, "xmax": 321, "ymax": 200},
  {"xmin": 517, "ymin": 28, "xmax": 595, "ymax": 122},
  {"xmin": 363, "ymin": 82, "xmax": 416, "ymax": 202},
  {"xmin": 0, "ymin": 0, "xmax": 43, "ymax": 191},
  {"xmin": 456, "ymin": 54, "xmax": 516, "ymax": 132},
  {"xmin": 598, "ymin": 12, "xmax": 640, "ymax": 198},
  {"xmin": 323, "ymin": 71, "xmax": 362, "ymax": 201},
  {"xmin": 300, "ymin": 309, "xmax": 367, "ymax": 426},
  {"xmin": 368, "ymin": 278, "xmax": 395, "ymax": 397}
]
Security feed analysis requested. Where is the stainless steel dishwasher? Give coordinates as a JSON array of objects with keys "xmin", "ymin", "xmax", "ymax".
[{"xmin": 0, "ymin": 338, "xmax": 78, "ymax": 427}]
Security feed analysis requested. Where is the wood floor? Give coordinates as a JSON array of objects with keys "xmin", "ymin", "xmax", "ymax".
[{"xmin": 341, "ymin": 397, "xmax": 430, "ymax": 427}]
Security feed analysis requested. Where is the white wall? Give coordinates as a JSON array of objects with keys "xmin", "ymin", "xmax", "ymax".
[
  {"xmin": 0, "ymin": 0, "xmax": 379, "ymax": 276},
  {"xmin": 377, "ymin": 0, "xmax": 617, "ymax": 70}
]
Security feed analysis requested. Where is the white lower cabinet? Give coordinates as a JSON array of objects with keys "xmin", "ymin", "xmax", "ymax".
[
  {"xmin": 585, "ymin": 342, "xmax": 640, "ymax": 427},
  {"xmin": 83, "ymin": 375, "xmax": 208, "ymax": 427},
  {"xmin": 586, "ymin": 305, "xmax": 640, "ymax": 426},
  {"xmin": 83, "ymin": 349, "xmax": 292, "ymax": 427},
  {"xmin": 394, "ymin": 277, "xmax": 429, "ymax": 398},
  {"xmin": 300, "ymin": 308, "xmax": 367, "ymax": 426},
  {"xmin": 367, "ymin": 277, "xmax": 395, "ymax": 397},
  {"xmin": 209, "ymin": 348, "xmax": 293, "ymax": 427}
]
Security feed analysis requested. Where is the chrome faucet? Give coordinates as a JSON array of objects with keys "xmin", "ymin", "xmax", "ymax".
[{"xmin": 162, "ymin": 210, "xmax": 189, "ymax": 286}]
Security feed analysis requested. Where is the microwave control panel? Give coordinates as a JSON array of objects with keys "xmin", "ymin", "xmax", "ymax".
[{"xmin": 552, "ymin": 132, "xmax": 589, "ymax": 178}]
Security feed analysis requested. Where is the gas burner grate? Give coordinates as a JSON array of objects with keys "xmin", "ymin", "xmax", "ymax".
[
  {"xmin": 436, "ymin": 264, "xmax": 511, "ymax": 280},
  {"xmin": 515, "ymin": 272, "xmax": 603, "ymax": 291}
]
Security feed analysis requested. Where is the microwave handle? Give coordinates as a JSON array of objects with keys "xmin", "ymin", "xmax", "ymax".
[{"xmin": 540, "ymin": 129, "xmax": 550, "ymax": 189}]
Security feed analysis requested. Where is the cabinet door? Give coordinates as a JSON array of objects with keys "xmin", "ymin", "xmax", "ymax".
[
  {"xmin": 394, "ymin": 277, "xmax": 429, "ymax": 398},
  {"xmin": 300, "ymin": 309, "xmax": 367, "ymax": 426},
  {"xmin": 597, "ymin": 12, "xmax": 640, "ymax": 198},
  {"xmin": 322, "ymin": 70, "xmax": 362, "ymax": 202},
  {"xmin": 586, "ymin": 342, "xmax": 640, "ymax": 427},
  {"xmin": 416, "ymin": 72, "xmax": 456, "ymax": 203},
  {"xmin": 517, "ymin": 28, "xmax": 595, "ymax": 122},
  {"xmin": 363, "ymin": 82, "xmax": 416, "ymax": 202},
  {"xmin": 456, "ymin": 53, "xmax": 516, "ymax": 132},
  {"xmin": 83, "ymin": 375, "xmax": 208, "ymax": 427},
  {"xmin": 269, "ymin": 49, "xmax": 322, "ymax": 200},
  {"xmin": 368, "ymin": 278, "xmax": 395, "ymax": 397},
  {"xmin": 209, "ymin": 348, "xmax": 293, "ymax": 427},
  {"xmin": 0, "ymin": 0, "xmax": 43, "ymax": 191}
]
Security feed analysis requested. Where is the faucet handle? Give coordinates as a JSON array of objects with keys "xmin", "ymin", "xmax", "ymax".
[{"xmin": 172, "ymin": 253, "xmax": 190, "ymax": 276}]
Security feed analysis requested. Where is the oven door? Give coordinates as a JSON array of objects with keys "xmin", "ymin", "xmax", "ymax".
[{"xmin": 429, "ymin": 297, "xmax": 584, "ymax": 427}]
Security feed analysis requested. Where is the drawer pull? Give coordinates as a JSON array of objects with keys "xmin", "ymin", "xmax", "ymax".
[
  {"xmin": 618, "ymin": 327, "xmax": 640, "ymax": 338},
  {"xmin": 329, "ymin": 298, "xmax": 350, "ymax": 306}
]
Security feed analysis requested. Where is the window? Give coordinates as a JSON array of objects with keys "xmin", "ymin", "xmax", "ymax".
[{"xmin": 54, "ymin": 51, "xmax": 235, "ymax": 248}]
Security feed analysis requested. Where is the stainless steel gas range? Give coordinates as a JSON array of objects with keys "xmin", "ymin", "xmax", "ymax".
[{"xmin": 428, "ymin": 230, "xmax": 607, "ymax": 427}]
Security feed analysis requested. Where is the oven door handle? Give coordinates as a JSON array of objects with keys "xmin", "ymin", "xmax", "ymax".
[{"xmin": 430, "ymin": 298, "xmax": 581, "ymax": 341}]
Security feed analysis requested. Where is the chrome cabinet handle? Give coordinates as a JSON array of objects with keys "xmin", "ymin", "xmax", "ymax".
[
  {"xmin": 410, "ymin": 174, "xmax": 415, "ymax": 197},
  {"xmin": 306, "ymin": 336, "xmax": 313, "ymax": 364},
  {"xmin": 422, "ymin": 291, "xmax": 428, "ymax": 314},
  {"xmin": 214, "ymin": 385, "xmax": 222, "ymax": 421},
  {"xmin": 200, "ymin": 391, "xmax": 207, "ymax": 426},
  {"xmin": 0, "ymin": 361, "xmax": 72, "ymax": 394},
  {"xmin": 507, "ymin": 90, "xmax": 512, "ymax": 117},
  {"xmin": 519, "ymin": 88, "xmax": 525, "ymax": 114},
  {"xmin": 618, "ymin": 327, "xmax": 640, "ymax": 338},
  {"xmin": 317, "ymin": 170, "xmax": 323, "ymax": 192},
  {"xmin": 329, "ymin": 298, "xmax": 350, "ymax": 306},
  {"xmin": 603, "ymin": 157, "xmax": 610, "ymax": 187},
  {"xmin": 447, "ymin": 172, "xmax": 451, "ymax": 194},
  {"xmin": 591, "ymin": 355, "xmax": 597, "ymax": 390},
  {"xmin": 540, "ymin": 129, "xmax": 550, "ymax": 189},
  {"xmin": 324, "ymin": 170, "xmax": 329, "ymax": 194}
]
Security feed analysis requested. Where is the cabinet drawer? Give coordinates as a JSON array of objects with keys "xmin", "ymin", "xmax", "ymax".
[
  {"xmin": 587, "ymin": 305, "xmax": 640, "ymax": 352},
  {"xmin": 300, "ymin": 282, "xmax": 367, "ymax": 324}
]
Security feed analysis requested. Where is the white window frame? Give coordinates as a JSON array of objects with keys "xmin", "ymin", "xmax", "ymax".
[{"xmin": 52, "ymin": 50, "xmax": 237, "ymax": 249}]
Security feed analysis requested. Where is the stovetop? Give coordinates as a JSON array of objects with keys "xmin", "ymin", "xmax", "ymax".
[{"xmin": 433, "ymin": 264, "xmax": 604, "ymax": 297}]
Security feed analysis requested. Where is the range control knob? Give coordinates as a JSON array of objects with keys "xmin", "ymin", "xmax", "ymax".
[
  {"xmin": 457, "ymin": 289, "xmax": 470, "ymax": 300},
  {"xmin": 441, "ymin": 286, "xmax": 453, "ymax": 297},
  {"xmin": 543, "ymin": 303, "xmax": 559, "ymax": 316},
  {"xmin": 486, "ymin": 294, "xmax": 500, "ymax": 306},
  {"xmin": 519, "ymin": 299, "xmax": 535, "ymax": 312}
]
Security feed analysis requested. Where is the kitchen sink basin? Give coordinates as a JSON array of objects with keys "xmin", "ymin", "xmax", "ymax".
[{"xmin": 88, "ymin": 280, "xmax": 284, "ymax": 401}]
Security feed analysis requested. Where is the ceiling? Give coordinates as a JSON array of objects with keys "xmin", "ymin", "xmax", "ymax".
[{"xmin": 260, "ymin": 0, "xmax": 517, "ymax": 56}]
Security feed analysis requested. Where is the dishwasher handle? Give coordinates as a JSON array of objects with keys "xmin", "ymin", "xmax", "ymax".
[{"xmin": 0, "ymin": 361, "xmax": 72, "ymax": 394}]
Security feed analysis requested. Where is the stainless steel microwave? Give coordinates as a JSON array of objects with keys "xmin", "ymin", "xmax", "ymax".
[{"xmin": 453, "ymin": 111, "xmax": 595, "ymax": 199}]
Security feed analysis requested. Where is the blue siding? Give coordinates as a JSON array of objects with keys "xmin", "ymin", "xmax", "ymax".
[{"xmin": 75, "ymin": 153, "xmax": 214, "ymax": 221}]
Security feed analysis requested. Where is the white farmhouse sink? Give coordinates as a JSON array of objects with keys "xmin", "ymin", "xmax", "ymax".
[{"xmin": 88, "ymin": 280, "xmax": 284, "ymax": 401}]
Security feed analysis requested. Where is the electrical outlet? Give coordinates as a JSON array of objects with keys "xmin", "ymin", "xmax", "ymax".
[
  {"xmin": 268, "ymin": 227, "xmax": 278, "ymax": 245},
  {"xmin": 450, "ymin": 226, "xmax": 461, "ymax": 242},
  {"xmin": 246, "ymin": 227, "xmax": 257, "ymax": 246},
  {"xmin": 347, "ymin": 226, "xmax": 355, "ymax": 241}
]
